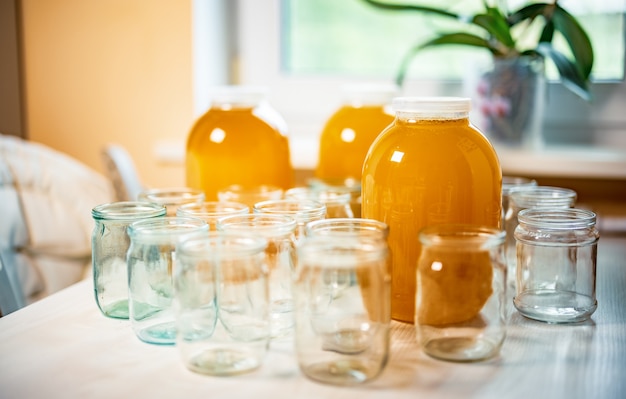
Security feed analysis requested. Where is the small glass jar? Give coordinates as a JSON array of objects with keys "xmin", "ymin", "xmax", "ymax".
[
  {"xmin": 175, "ymin": 232, "xmax": 270, "ymax": 376},
  {"xmin": 127, "ymin": 216, "xmax": 209, "ymax": 345},
  {"xmin": 177, "ymin": 201, "xmax": 249, "ymax": 230},
  {"xmin": 138, "ymin": 187, "xmax": 206, "ymax": 216},
  {"xmin": 91, "ymin": 201, "xmax": 166, "ymax": 319},
  {"xmin": 513, "ymin": 208, "xmax": 599, "ymax": 323},
  {"xmin": 216, "ymin": 214, "xmax": 297, "ymax": 338},
  {"xmin": 505, "ymin": 186, "xmax": 577, "ymax": 289},
  {"xmin": 217, "ymin": 184, "xmax": 284, "ymax": 209},
  {"xmin": 415, "ymin": 224, "xmax": 507, "ymax": 362},
  {"xmin": 253, "ymin": 199, "xmax": 327, "ymax": 243},
  {"xmin": 501, "ymin": 176, "xmax": 537, "ymax": 220},
  {"xmin": 285, "ymin": 187, "xmax": 354, "ymax": 219},
  {"xmin": 294, "ymin": 235, "xmax": 391, "ymax": 386},
  {"xmin": 305, "ymin": 218, "xmax": 389, "ymax": 240},
  {"xmin": 308, "ymin": 177, "xmax": 362, "ymax": 218},
  {"xmin": 304, "ymin": 218, "xmax": 390, "ymax": 298}
]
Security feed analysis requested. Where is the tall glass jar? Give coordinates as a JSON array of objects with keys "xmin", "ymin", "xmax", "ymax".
[
  {"xmin": 185, "ymin": 86, "xmax": 295, "ymax": 200},
  {"xmin": 91, "ymin": 201, "xmax": 166, "ymax": 319},
  {"xmin": 362, "ymin": 97, "xmax": 502, "ymax": 323},
  {"xmin": 315, "ymin": 84, "xmax": 396, "ymax": 182}
]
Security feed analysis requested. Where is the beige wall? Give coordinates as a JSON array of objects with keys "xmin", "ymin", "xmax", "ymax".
[{"xmin": 20, "ymin": 0, "xmax": 192, "ymax": 188}]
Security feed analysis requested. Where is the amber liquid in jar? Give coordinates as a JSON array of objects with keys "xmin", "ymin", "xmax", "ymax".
[
  {"xmin": 186, "ymin": 89, "xmax": 294, "ymax": 201},
  {"xmin": 316, "ymin": 104, "xmax": 394, "ymax": 180},
  {"xmin": 362, "ymin": 97, "xmax": 502, "ymax": 323}
]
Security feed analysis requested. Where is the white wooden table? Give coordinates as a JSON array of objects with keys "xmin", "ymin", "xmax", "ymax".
[{"xmin": 1, "ymin": 235, "xmax": 625, "ymax": 399}]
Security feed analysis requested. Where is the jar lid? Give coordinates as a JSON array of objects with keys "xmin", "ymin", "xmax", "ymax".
[{"xmin": 392, "ymin": 97, "xmax": 471, "ymax": 117}]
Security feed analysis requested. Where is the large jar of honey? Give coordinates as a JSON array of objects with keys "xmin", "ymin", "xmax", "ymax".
[
  {"xmin": 185, "ymin": 86, "xmax": 294, "ymax": 200},
  {"xmin": 361, "ymin": 97, "xmax": 502, "ymax": 323},
  {"xmin": 315, "ymin": 84, "xmax": 396, "ymax": 182}
]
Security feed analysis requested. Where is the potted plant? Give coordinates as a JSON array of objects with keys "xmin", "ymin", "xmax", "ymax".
[{"xmin": 362, "ymin": 0, "xmax": 594, "ymax": 147}]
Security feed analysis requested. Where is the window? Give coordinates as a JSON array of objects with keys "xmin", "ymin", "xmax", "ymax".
[
  {"xmin": 197, "ymin": 0, "xmax": 626, "ymax": 151},
  {"xmin": 282, "ymin": 0, "xmax": 625, "ymax": 81}
]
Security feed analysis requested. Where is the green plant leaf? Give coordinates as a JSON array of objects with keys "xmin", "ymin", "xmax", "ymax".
[
  {"xmin": 536, "ymin": 43, "xmax": 591, "ymax": 100},
  {"xmin": 419, "ymin": 32, "xmax": 495, "ymax": 52},
  {"xmin": 361, "ymin": 0, "xmax": 459, "ymax": 19},
  {"xmin": 507, "ymin": 3, "xmax": 551, "ymax": 26},
  {"xmin": 395, "ymin": 33, "xmax": 494, "ymax": 85},
  {"xmin": 539, "ymin": 20, "xmax": 555, "ymax": 43},
  {"xmin": 552, "ymin": 4, "xmax": 594, "ymax": 79},
  {"xmin": 473, "ymin": 12, "xmax": 515, "ymax": 49}
]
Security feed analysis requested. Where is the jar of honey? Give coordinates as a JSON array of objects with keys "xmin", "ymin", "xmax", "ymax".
[
  {"xmin": 315, "ymin": 84, "xmax": 396, "ymax": 182},
  {"xmin": 185, "ymin": 86, "xmax": 295, "ymax": 200},
  {"xmin": 361, "ymin": 97, "xmax": 502, "ymax": 323}
]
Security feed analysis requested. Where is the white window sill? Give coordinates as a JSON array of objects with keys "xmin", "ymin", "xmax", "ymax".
[{"xmin": 154, "ymin": 137, "xmax": 626, "ymax": 180}]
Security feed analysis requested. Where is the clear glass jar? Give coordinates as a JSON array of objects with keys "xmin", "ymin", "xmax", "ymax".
[
  {"xmin": 304, "ymin": 218, "xmax": 390, "ymax": 298},
  {"xmin": 294, "ymin": 235, "xmax": 390, "ymax": 386},
  {"xmin": 513, "ymin": 208, "xmax": 599, "ymax": 323},
  {"xmin": 315, "ymin": 84, "xmax": 396, "ymax": 182},
  {"xmin": 185, "ymin": 86, "xmax": 294, "ymax": 200},
  {"xmin": 308, "ymin": 177, "xmax": 362, "ymax": 217},
  {"xmin": 91, "ymin": 201, "xmax": 166, "ymax": 319},
  {"xmin": 253, "ymin": 199, "xmax": 327, "ymax": 244},
  {"xmin": 285, "ymin": 187, "xmax": 354, "ymax": 219},
  {"xmin": 505, "ymin": 186, "xmax": 577, "ymax": 289},
  {"xmin": 175, "ymin": 232, "xmax": 270, "ymax": 376},
  {"xmin": 362, "ymin": 97, "xmax": 502, "ymax": 323},
  {"xmin": 137, "ymin": 187, "xmax": 206, "ymax": 216},
  {"xmin": 176, "ymin": 201, "xmax": 249, "ymax": 230},
  {"xmin": 127, "ymin": 216, "xmax": 209, "ymax": 345},
  {"xmin": 501, "ymin": 175, "xmax": 537, "ymax": 220},
  {"xmin": 217, "ymin": 184, "xmax": 284, "ymax": 209},
  {"xmin": 305, "ymin": 218, "xmax": 389, "ymax": 240},
  {"xmin": 216, "ymin": 214, "xmax": 297, "ymax": 338},
  {"xmin": 416, "ymin": 225, "xmax": 507, "ymax": 362}
]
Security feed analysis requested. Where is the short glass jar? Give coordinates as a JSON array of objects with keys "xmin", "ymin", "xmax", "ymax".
[
  {"xmin": 253, "ymin": 199, "xmax": 327, "ymax": 243},
  {"xmin": 91, "ymin": 201, "xmax": 166, "ymax": 319},
  {"xmin": 127, "ymin": 216, "xmax": 209, "ymax": 345},
  {"xmin": 415, "ymin": 225, "xmax": 507, "ymax": 362},
  {"xmin": 138, "ymin": 187, "xmax": 206, "ymax": 216},
  {"xmin": 513, "ymin": 208, "xmax": 599, "ymax": 323}
]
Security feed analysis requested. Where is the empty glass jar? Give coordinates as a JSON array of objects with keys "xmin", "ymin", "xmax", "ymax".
[
  {"xmin": 91, "ymin": 201, "xmax": 166, "ymax": 319},
  {"xmin": 514, "ymin": 208, "xmax": 599, "ymax": 323}
]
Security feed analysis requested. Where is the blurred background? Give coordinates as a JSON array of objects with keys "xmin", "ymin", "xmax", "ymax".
[{"xmin": 1, "ymin": 0, "xmax": 625, "ymax": 188}]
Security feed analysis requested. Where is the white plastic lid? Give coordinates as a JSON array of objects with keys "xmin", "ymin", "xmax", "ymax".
[{"xmin": 392, "ymin": 97, "xmax": 471, "ymax": 118}]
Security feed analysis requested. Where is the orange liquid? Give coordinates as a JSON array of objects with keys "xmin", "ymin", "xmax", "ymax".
[
  {"xmin": 361, "ymin": 117, "xmax": 502, "ymax": 323},
  {"xmin": 316, "ymin": 105, "xmax": 394, "ymax": 180},
  {"xmin": 186, "ymin": 106, "xmax": 294, "ymax": 200}
]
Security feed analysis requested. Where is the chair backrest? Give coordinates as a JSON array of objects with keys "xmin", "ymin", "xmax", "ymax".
[
  {"xmin": 0, "ymin": 245, "xmax": 25, "ymax": 316},
  {"xmin": 101, "ymin": 144, "xmax": 144, "ymax": 201}
]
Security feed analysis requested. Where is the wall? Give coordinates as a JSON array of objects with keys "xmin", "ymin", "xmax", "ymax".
[
  {"xmin": 0, "ymin": 0, "xmax": 23, "ymax": 137},
  {"xmin": 20, "ymin": 0, "xmax": 192, "ymax": 188}
]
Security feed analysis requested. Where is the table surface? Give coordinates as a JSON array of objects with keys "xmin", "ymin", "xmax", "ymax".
[{"xmin": 1, "ymin": 235, "xmax": 625, "ymax": 399}]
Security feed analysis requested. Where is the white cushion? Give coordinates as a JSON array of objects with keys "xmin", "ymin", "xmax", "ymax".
[{"xmin": 0, "ymin": 134, "xmax": 115, "ymax": 305}]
